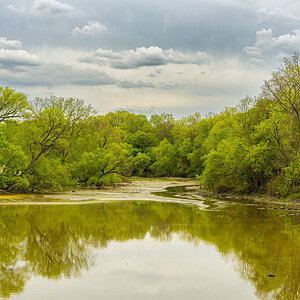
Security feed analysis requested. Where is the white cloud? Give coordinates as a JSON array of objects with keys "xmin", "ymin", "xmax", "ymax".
[
  {"xmin": 258, "ymin": 8, "xmax": 300, "ymax": 23},
  {"xmin": 82, "ymin": 46, "xmax": 207, "ymax": 69},
  {"xmin": 0, "ymin": 37, "xmax": 40, "ymax": 69},
  {"xmin": 8, "ymin": 0, "xmax": 75, "ymax": 16},
  {"xmin": 0, "ymin": 37, "xmax": 22, "ymax": 50},
  {"xmin": 94, "ymin": 49, "xmax": 122, "ymax": 59},
  {"xmin": 242, "ymin": 46, "xmax": 262, "ymax": 58},
  {"xmin": 32, "ymin": 0, "xmax": 75, "ymax": 15},
  {"xmin": 0, "ymin": 49, "xmax": 41, "ymax": 69},
  {"xmin": 243, "ymin": 28, "xmax": 300, "ymax": 61},
  {"xmin": 7, "ymin": 4, "xmax": 24, "ymax": 13},
  {"xmin": 72, "ymin": 21, "xmax": 107, "ymax": 36}
]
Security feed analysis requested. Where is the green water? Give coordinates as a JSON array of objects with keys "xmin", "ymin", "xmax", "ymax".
[{"xmin": 0, "ymin": 185, "xmax": 299, "ymax": 299}]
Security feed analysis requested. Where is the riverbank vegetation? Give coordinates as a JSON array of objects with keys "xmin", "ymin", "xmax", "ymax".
[{"xmin": 0, "ymin": 55, "xmax": 299, "ymax": 197}]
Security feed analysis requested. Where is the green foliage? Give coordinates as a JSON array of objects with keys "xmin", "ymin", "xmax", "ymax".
[
  {"xmin": 72, "ymin": 144, "xmax": 130, "ymax": 187},
  {"xmin": 150, "ymin": 112, "xmax": 175, "ymax": 141},
  {"xmin": 133, "ymin": 153, "xmax": 152, "ymax": 176},
  {"xmin": 126, "ymin": 131, "xmax": 158, "ymax": 153},
  {"xmin": 0, "ymin": 143, "xmax": 28, "ymax": 190},
  {"xmin": 150, "ymin": 139, "xmax": 178, "ymax": 176},
  {"xmin": 27, "ymin": 157, "xmax": 72, "ymax": 192},
  {"xmin": 105, "ymin": 110, "xmax": 150, "ymax": 133},
  {"xmin": 0, "ymin": 87, "xmax": 29, "ymax": 123},
  {"xmin": 268, "ymin": 156, "xmax": 300, "ymax": 196},
  {"xmin": 200, "ymin": 138, "xmax": 248, "ymax": 192},
  {"xmin": 0, "ymin": 123, "xmax": 29, "ymax": 190}
]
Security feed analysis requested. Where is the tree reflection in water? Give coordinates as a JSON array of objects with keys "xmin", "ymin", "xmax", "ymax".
[{"xmin": 0, "ymin": 201, "xmax": 299, "ymax": 299}]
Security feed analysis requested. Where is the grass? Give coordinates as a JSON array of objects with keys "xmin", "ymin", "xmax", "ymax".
[{"xmin": 286, "ymin": 192, "xmax": 300, "ymax": 201}]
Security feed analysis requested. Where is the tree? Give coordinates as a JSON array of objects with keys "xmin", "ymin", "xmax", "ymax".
[
  {"xmin": 105, "ymin": 111, "xmax": 150, "ymax": 133},
  {"xmin": 126, "ymin": 131, "xmax": 158, "ymax": 154},
  {"xmin": 14, "ymin": 96, "xmax": 96, "ymax": 191},
  {"xmin": 0, "ymin": 122, "xmax": 29, "ymax": 191},
  {"xmin": 72, "ymin": 144, "xmax": 131, "ymax": 187},
  {"xmin": 133, "ymin": 152, "xmax": 152, "ymax": 176},
  {"xmin": 150, "ymin": 139, "xmax": 178, "ymax": 176},
  {"xmin": 150, "ymin": 112, "xmax": 175, "ymax": 141},
  {"xmin": 262, "ymin": 53, "xmax": 300, "ymax": 128},
  {"xmin": 0, "ymin": 87, "xmax": 29, "ymax": 122},
  {"xmin": 199, "ymin": 138, "xmax": 248, "ymax": 192},
  {"xmin": 24, "ymin": 96, "xmax": 95, "ymax": 168}
]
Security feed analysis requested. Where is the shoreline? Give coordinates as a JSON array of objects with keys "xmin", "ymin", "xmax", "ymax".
[
  {"xmin": 0, "ymin": 178, "xmax": 299, "ymax": 209},
  {"xmin": 198, "ymin": 189, "xmax": 300, "ymax": 207}
]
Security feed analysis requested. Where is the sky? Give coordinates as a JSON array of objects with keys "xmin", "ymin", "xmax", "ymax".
[{"xmin": 0, "ymin": 0, "xmax": 300, "ymax": 117}]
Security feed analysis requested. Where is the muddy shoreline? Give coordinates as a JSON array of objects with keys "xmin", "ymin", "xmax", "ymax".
[
  {"xmin": 0, "ymin": 179, "xmax": 196, "ymax": 205},
  {"xmin": 0, "ymin": 179, "xmax": 299, "ymax": 211}
]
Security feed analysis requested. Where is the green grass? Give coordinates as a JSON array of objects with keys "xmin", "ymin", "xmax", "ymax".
[{"xmin": 286, "ymin": 192, "xmax": 300, "ymax": 201}]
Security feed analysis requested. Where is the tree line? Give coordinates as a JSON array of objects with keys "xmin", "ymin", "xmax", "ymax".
[{"xmin": 0, "ymin": 55, "xmax": 299, "ymax": 196}]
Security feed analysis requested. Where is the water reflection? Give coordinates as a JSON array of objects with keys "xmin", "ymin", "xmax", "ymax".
[{"xmin": 0, "ymin": 199, "xmax": 299, "ymax": 299}]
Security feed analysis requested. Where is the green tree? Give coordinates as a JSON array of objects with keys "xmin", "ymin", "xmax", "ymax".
[
  {"xmin": 0, "ymin": 87, "xmax": 29, "ymax": 123},
  {"xmin": 105, "ymin": 111, "xmax": 150, "ymax": 133},
  {"xmin": 150, "ymin": 139, "xmax": 178, "ymax": 176},
  {"xmin": 199, "ymin": 138, "xmax": 248, "ymax": 192},
  {"xmin": 72, "ymin": 144, "xmax": 131, "ymax": 187},
  {"xmin": 133, "ymin": 152, "xmax": 152, "ymax": 176},
  {"xmin": 150, "ymin": 112, "xmax": 175, "ymax": 141},
  {"xmin": 262, "ymin": 54, "xmax": 300, "ymax": 128}
]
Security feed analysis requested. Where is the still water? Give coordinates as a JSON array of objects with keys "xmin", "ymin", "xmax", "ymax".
[{"xmin": 0, "ymin": 181, "xmax": 299, "ymax": 299}]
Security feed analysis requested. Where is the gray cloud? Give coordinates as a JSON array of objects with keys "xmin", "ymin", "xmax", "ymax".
[
  {"xmin": 116, "ymin": 80, "xmax": 155, "ymax": 89},
  {"xmin": 198, "ymin": 92, "xmax": 213, "ymax": 97},
  {"xmin": 0, "ymin": 0, "xmax": 259, "ymax": 52},
  {"xmin": 113, "ymin": 105, "xmax": 157, "ymax": 115},
  {"xmin": 66, "ymin": 68, "xmax": 115, "ymax": 86},
  {"xmin": 7, "ymin": 4, "xmax": 26, "ymax": 13},
  {"xmin": 147, "ymin": 72, "xmax": 158, "ymax": 78},
  {"xmin": 258, "ymin": 8, "xmax": 300, "ymax": 23},
  {"xmin": 147, "ymin": 69, "xmax": 162, "ymax": 78},
  {"xmin": 72, "ymin": 21, "xmax": 107, "ymax": 36},
  {"xmin": 82, "ymin": 47, "xmax": 207, "ymax": 69},
  {"xmin": 0, "ymin": 43, "xmax": 158, "ymax": 89},
  {"xmin": 0, "ymin": 63, "xmax": 115, "ymax": 87},
  {"xmin": 160, "ymin": 83, "xmax": 179, "ymax": 90},
  {"xmin": 0, "ymin": 0, "xmax": 299, "ymax": 117},
  {"xmin": 3, "ymin": 0, "xmax": 299, "ymax": 54}
]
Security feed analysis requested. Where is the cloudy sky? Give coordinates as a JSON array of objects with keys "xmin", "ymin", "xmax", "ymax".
[{"xmin": 0, "ymin": 0, "xmax": 300, "ymax": 117}]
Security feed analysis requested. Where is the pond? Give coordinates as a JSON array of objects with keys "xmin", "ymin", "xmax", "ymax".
[{"xmin": 0, "ymin": 180, "xmax": 299, "ymax": 299}]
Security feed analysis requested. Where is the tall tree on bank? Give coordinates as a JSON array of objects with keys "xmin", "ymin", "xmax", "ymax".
[
  {"xmin": 262, "ymin": 54, "xmax": 300, "ymax": 128},
  {"xmin": 0, "ymin": 87, "xmax": 29, "ymax": 122},
  {"xmin": 21, "ymin": 96, "xmax": 96, "ymax": 191},
  {"xmin": 24, "ymin": 96, "xmax": 96, "ymax": 168}
]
